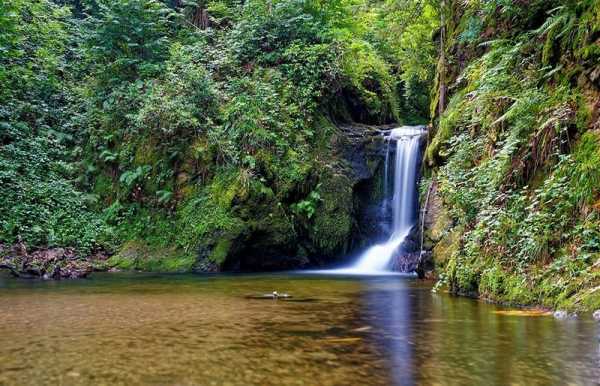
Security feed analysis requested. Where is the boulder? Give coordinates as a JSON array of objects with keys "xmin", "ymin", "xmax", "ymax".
[{"xmin": 389, "ymin": 251, "xmax": 420, "ymax": 273}]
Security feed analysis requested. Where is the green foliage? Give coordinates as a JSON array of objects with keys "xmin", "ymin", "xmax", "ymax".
[
  {"xmin": 1, "ymin": 0, "xmax": 439, "ymax": 271},
  {"xmin": 120, "ymin": 165, "xmax": 152, "ymax": 189},
  {"xmin": 291, "ymin": 184, "xmax": 322, "ymax": 219},
  {"xmin": 229, "ymin": 0, "xmax": 327, "ymax": 65},
  {"xmin": 341, "ymin": 40, "xmax": 399, "ymax": 121},
  {"xmin": 371, "ymin": 0, "xmax": 438, "ymax": 121},
  {"xmin": 82, "ymin": 0, "xmax": 176, "ymax": 85},
  {"xmin": 0, "ymin": 0, "xmax": 69, "ymax": 101},
  {"xmin": 458, "ymin": 16, "xmax": 483, "ymax": 44},
  {"xmin": 0, "ymin": 0, "xmax": 109, "ymax": 253},
  {"xmin": 536, "ymin": 1, "xmax": 600, "ymax": 64},
  {"xmin": 135, "ymin": 42, "xmax": 218, "ymax": 139},
  {"xmin": 0, "ymin": 127, "xmax": 109, "ymax": 252},
  {"xmin": 429, "ymin": 0, "xmax": 600, "ymax": 310}
]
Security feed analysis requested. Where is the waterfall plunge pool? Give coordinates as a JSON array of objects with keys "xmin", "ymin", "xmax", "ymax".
[{"xmin": 1, "ymin": 271, "xmax": 598, "ymax": 386}]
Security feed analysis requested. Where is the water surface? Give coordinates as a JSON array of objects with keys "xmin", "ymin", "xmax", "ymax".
[{"xmin": 0, "ymin": 272, "xmax": 598, "ymax": 385}]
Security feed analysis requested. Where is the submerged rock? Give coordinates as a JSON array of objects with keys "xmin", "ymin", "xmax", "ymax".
[
  {"xmin": 267, "ymin": 291, "xmax": 291, "ymax": 299},
  {"xmin": 553, "ymin": 310, "xmax": 578, "ymax": 320},
  {"xmin": 553, "ymin": 310, "xmax": 568, "ymax": 319},
  {"xmin": 593, "ymin": 310, "xmax": 600, "ymax": 321},
  {"xmin": 246, "ymin": 291, "xmax": 293, "ymax": 300}
]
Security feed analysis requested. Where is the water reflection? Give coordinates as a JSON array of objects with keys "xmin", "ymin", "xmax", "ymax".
[
  {"xmin": 359, "ymin": 278, "xmax": 600, "ymax": 386},
  {"xmin": 361, "ymin": 279, "xmax": 415, "ymax": 386},
  {"xmin": 0, "ymin": 272, "xmax": 598, "ymax": 386}
]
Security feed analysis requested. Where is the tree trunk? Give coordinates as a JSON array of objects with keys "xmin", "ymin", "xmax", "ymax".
[{"xmin": 438, "ymin": 0, "xmax": 446, "ymax": 117}]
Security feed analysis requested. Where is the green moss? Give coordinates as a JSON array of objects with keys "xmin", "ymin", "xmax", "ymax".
[
  {"xmin": 176, "ymin": 187, "xmax": 246, "ymax": 254},
  {"xmin": 574, "ymin": 93, "xmax": 592, "ymax": 133},
  {"xmin": 425, "ymin": 90, "xmax": 466, "ymax": 165},
  {"xmin": 108, "ymin": 240, "xmax": 195, "ymax": 272},
  {"xmin": 428, "ymin": 207, "xmax": 452, "ymax": 244},
  {"xmin": 570, "ymin": 131, "xmax": 600, "ymax": 205},
  {"xmin": 207, "ymin": 238, "xmax": 232, "ymax": 265},
  {"xmin": 310, "ymin": 171, "xmax": 353, "ymax": 256},
  {"xmin": 209, "ymin": 170, "xmax": 243, "ymax": 209},
  {"xmin": 432, "ymin": 226, "xmax": 461, "ymax": 268},
  {"xmin": 133, "ymin": 136, "xmax": 159, "ymax": 166}
]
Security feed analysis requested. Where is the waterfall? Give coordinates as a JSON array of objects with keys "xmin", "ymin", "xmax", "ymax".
[
  {"xmin": 381, "ymin": 137, "xmax": 391, "ymax": 218},
  {"xmin": 391, "ymin": 127, "xmax": 421, "ymax": 238},
  {"xmin": 334, "ymin": 126, "xmax": 425, "ymax": 274}
]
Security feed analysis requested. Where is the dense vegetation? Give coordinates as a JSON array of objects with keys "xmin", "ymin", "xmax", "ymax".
[
  {"xmin": 2, "ymin": 0, "xmax": 598, "ymax": 311},
  {"xmin": 1, "ymin": 0, "xmax": 437, "ymax": 271},
  {"xmin": 424, "ymin": 0, "xmax": 600, "ymax": 311}
]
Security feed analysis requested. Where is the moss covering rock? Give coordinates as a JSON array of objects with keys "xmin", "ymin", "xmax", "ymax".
[{"xmin": 423, "ymin": 0, "xmax": 600, "ymax": 311}]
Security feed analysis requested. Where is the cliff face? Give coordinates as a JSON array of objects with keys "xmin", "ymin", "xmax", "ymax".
[
  {"xmin": 192, "ymin": 122, "xmax": 391, "ymax": 272},
  {"xmin": 101, "ymin": 116, "xmax": 396, "ymax": 273},
  {"xmin": 423, "ymin": 0, "xmax": 600, "ymax": 311}
]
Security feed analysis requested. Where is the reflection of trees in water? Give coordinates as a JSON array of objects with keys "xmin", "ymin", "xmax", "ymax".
[
  {"xmin": 424, "ymin": 296, "xmax": 599, "ymax": 385},
  {"xmin": 360, "ymin": 280, "xmax": 599, "ymax": 386},
  {"xmin": 362, "ymin": 279, "xmax": 600, "ymax": 385}
]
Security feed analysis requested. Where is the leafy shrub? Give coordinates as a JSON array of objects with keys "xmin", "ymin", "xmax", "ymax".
[
  {"xmin": 229, "ymin": 0, "xmax": 326, "ymax": 65},
  {"xmin": 0, "ymin": 0, "xmax": 109, "ymax": 253},
  {"xmin": 82, "ymin": 0, "xmax": 176, "ymax": 86},
  {"xmin": 291, "ymin": 184, "xmax": 322, "ymax": 219},
  {"xmin": 430, "ymin": 0, "xmax": 600, "ymax": 310},
  {"xmin": 0, "ymin": 123, "xmax": 109, "ymax": 252}
]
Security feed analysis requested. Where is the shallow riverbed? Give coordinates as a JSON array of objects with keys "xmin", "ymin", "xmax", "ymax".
[{"xmin": 0, "ymin": 272, "xmax": 598, "ymax": 385}]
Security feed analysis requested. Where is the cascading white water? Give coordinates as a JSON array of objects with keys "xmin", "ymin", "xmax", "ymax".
[
  {"xmin": 333, "ymin": 126, "xmax": 425, "ymax": 274},
  {"xmin": 381, "ymin": 137, "xmax": 391, "ymax": 217},
  {"xmin": 391, "ymin": 127, "xmax": 421, "ymax": 238}
]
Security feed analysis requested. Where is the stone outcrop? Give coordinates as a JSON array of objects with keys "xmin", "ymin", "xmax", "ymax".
[
  {"xmin": 193, "ymin": 123, "xmax": 393, "ymax": 272},
  {"xmin": 0, "ymin": 243, "xmax": 108, "ymax": 279}
]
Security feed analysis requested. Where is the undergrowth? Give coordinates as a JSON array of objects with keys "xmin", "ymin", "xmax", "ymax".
[{"xmin": 428, "ymin": 0, "xmax": 600, "ymax": 311}]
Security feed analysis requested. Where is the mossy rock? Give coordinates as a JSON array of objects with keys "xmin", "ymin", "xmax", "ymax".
[
  {"xmin": 310, "ymin": 170, "xmax": 354, "ymax": 256},
  {"xmin": 109, "ymin": 240, "xmax": 195, "ymax": 272},
  {"xmin": 432, "ymin": 226, "xmax": 462, "ymax": 268},
  {"xmin": 208, "ymin": 238, "xmax": 233, "ymax": 266},
  {"xmin": 424, "ymin": 206, "xmax": 452, "ymax": 250},
  {"xmin": 193, "ymin": 177, "xmax": 300, "ymax": 271}
]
